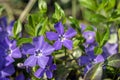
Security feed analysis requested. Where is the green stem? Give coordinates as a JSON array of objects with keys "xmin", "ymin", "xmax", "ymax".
[
  {"xmin": 72, "ymin": 0, "xmax": 76, "ymax": 18},
  {"xmin": 118, "ymin": 28, "xmax": 120, "ymax": 53},
  {"xmin": 19, "ymin": 0, "xmax": 37, "ymax": 22},
  {"xmin": 65, "ymin": 48, "xmax": 67, "ymax": 65}
]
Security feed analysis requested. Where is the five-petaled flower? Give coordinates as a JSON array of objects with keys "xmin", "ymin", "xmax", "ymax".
[
  {"xmin": 0, "ymin": 37, "xmax": 22, "ymax": 66},
  {"xmin": 34, "ymin": 56, "xmax": 56, "ymax": 79},
  {"xmin": 46, "ymin": 22, "xmax": 77, "ymax": 50},
  {"xmin": 24, "ymin": 36, "xmax": 55, "ymax": 69}
]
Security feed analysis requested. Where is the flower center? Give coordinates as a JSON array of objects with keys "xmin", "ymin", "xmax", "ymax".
[
  {"xmin": 87, "ymin": 35, "xmax": 93, "ymax": 40},
  {"xmin": 59, "ymin": 35, "xmax": 66, "ymax": 42},
  {"xmin": 35, "ymin": 50, "xmax": 42, "ymax": 57},
  {"xmin": 6, "ymin": 49, "xmax": 11, "ymax": 55}
]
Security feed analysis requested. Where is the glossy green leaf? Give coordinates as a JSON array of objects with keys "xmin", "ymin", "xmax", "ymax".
[
  {"xmin": 95, "ymin": 30, "xmax": 101, "ymax": 45},
  {"xmin": 107, "ymin": 53, "xmax": 120, "ymax": 68},
  {"xmin": 104, "ymin": 0, "xmax": 116, "ymax": 12},
  {"xmin": 52, "ymin": 2, "xmax": 65, "ymax": 22},
  {"xmin": 39, "ymin": 18, "xmax": 48, "ymax": 35},
  {"xmin": 38, "ymin": 0, "xmax": 47, "ymax": 14},
  {"xmin": 84, "ymin": 26, "xmax": 95, "ymax": 31},
  {"xmin": 69, "ymin": 16, "xmax": 79, "ymax": 29},
  {"xmin": 79, "ymin": 0, "xmax": 97, "ymax": 11},
  {"xmin": 13, "ymin": 20, "xmax": 22, "ymax": 38},
  {"xmin": 17, "ymin": 38, "xmax": 32, "ymax": 46},
  {"xmin": 84, "ymin": 63, "xmax": 103, "ymax": 80},
  {"xmin": 94, "ymin": 46, "xmax": 103, "ymax": 55},
  {"xmin": 83, "ymin": 10, "xmax": 106, "ymax": 24},
  {"xmin": 100, "ymin": 27, "xmax": 110, "ymax": 47}
]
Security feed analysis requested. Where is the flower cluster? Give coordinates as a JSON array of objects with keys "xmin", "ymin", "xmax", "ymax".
[
  {"xmin": 78, "ymin": 24, "xmax": 118, "ymax": 74},
  {"xmin": 0, "ymin": 17, "xmax": 76, "ymax": 79}
]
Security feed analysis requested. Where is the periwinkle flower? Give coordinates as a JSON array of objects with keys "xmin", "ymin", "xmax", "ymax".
[
  {"xmin": 103, "ymin": 43, "xmax": 118, "ymax": 56},
  {"xmin": 79, "ymin": 56, "xmax": 90, "ymax": 66},
  {"xmin": 24, "ymin": 36, "xmax": 55, "ymax": 69},
  {"xmin": 0, "ymin": 37, "xmax": 22, "ymax": 66},
  {"xmin": 15, "ymin": 73, "xmax": 25, "ymax": 80},
  {"xmin": 46, "ymin": 22, "xmax": 77, "ymax": 50},
  {"xmin": 83, "ymin": 31, "xmax": 95, "ymax": 44},
  {"xmin": 0, "ymin": 16, "xmax": 14, "ymax": 40},
  {"xmin": 34, "ymin": 56, "xmax": 56, "ymax": 79},
  {"xmin": 80, "ymin": 23, "xmax": 96, "ymax": 44},
  {"xmin": 0, "ymin": 77, "xmax": 9, "ymax": 80},
  {"xmin": 0, "ymin": 64, "xmax": 15, "ymax": 78}
]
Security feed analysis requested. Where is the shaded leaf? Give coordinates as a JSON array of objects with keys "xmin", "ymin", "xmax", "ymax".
[
  {"xmin": 107, "ymin": 53, "xmax": 120, "ymax": 68},
  {"xmin": 84, "ymin": 63, "xmax": 103, "ymax": 80}
]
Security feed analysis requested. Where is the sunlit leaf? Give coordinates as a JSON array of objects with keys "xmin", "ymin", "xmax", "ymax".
[
  {"xmin": 13, "ymin": 20, "xmax": 22, "ymax": 38},
  {"xmin": 17, "ymin": 38, "xmax": 32, "ymax": 46},
  {"xmin": 38, "ymin": 0, "xmax": 47, "ymax": 13},
  {"xmin": 94, "ymin": 46, "xmax": 103, "ymax": 55},
  {"xmin": 52, "ymin": 2, "xmax": 65, "ymax": 22}
]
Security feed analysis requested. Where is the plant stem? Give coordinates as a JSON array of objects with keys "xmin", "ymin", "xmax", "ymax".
[
  {"xmin": 65, "ymin": 48, "xmax": 67, "ymax": 65},
  {"xmin": 72, "ymin": 0, "xmax": 76, "ymax": 18},
  {"xmin": 118, "ymin": 28, "xmax": 120, "ymax": 53},
  {"xmin": 19, "ymin": 0, "xmax": 37, "ymax": 22}
]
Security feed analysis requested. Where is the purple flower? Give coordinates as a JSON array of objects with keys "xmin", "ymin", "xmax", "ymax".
[
  {"xmin": 46, "ymin": 22, "xmax": 77, "ymax": 50},
  {"xmin": 103, "ymin": 43, "xmax": 118, "ymax": 56},
  {"xmin": 24, "ymin": 36, "xmax": 55, "ymax": 68},
  {"xmin": 79, "ymin": 56, "xmax": 90, "ymax": 66},
  {"xmin": 15, "ymin": 73, "xmax": 25, "ymax": 80},
  {"xmin": 80, "ymin": 24, "xmax": 96, "ymax": 44},
  {"xmin": 0, "ymin": 77, "xmax": 9, "ymax": 80},
  {"xmin": 0, "ymin": 64, "xmax": 15, "ymax": 78},
  {"xmin": 0, "ymin": 16, "xmax": 14, "ymax": 40},
  {"xmin": 0, "ymin": 37, "xmax": 22, "ymax": 66},
  {"xmin": 83, "ymin": 31, "xmax": 95, "ymax": 44},
  {"xmin": 34, "ymin": 56, "xmax": 56, "ymax": 79}
]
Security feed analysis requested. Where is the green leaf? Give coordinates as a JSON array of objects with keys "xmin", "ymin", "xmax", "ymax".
[
  {"xmin": 84, "ymin": 63, "xmax": 103, "ymax": 80},
  {"xmin": 84, "ymin": 26, "xmax": 95, "ymax": 31},
  {"xmin": 17, "ymin": 38, "xmax": 32, "ymax": 46},
  {"xmin": 100, "ymin": 27, "xmax": 110, "ymax": 47},
  {"xmin": 28, "ymin": 15, "xmax": 34, "ymax": 27},
  {"xmin": 69, "ymin": 16, "xmax": 79, "ymax": 29},
  {"xmin": 79, "ymin": 0, "xmax": 98, "ymax": 11},
  {"xmin": 104, "ymin": 0, "xmax": 116, "ymax": 12},
  {"xmin": 107, "ymin": 53, "xmax": 120, "ymax": 68},
  {"xmin": 39, "ymin": 18, "xmax": 48, "ymax": 35},
  {"xmin": 95, "ymin": 30, "xmax": 101, "ymax": 45},
  {"xmin": 35, "ymin": 22, "xmax": 42, "ymax": 36},
  {"xmin": 13, "ymin": 20, "xmax": 22, "ymax": 38},
  {"xmin": 52, "ymin": 2, "xmax": 65, "ymax": 22},
  {"xmin": 0, "ymin": 5, "xmax": 4, "ymax": 15},
  {"xmin": 38, "ymin": 0, "xmax": 47, "ymax": 14},
  {"xmin": 83, "ymin": 10, "xmax": 106, "ymax": 24},
  {"xmin": 94, "ymin": 46, "xmax": 103, "ymax": 55}
]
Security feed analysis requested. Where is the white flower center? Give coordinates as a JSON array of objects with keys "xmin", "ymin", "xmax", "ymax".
[
  {"xmin": 35, "ymin": 50, "xmax": 42, "ymax": 57},
  {"xmin": 59, "ymin": 34, "xmax": 66, "ymax": 42}
]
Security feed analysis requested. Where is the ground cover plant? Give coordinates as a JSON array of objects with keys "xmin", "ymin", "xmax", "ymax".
[{"xmin": 0, "ymin": 0, "xmax": 120, "ymax": 80}]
